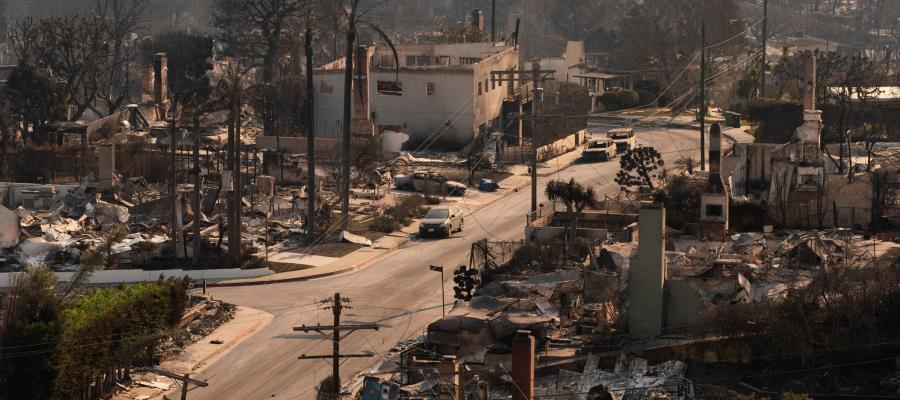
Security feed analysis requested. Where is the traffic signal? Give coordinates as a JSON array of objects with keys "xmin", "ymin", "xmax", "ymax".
[{"xmin": 452, "ymin": 265, "xmax": 480, "ymax": 301}]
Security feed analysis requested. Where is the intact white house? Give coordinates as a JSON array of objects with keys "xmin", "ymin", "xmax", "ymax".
[{"xmin": 313, "ymin": 42, "xmax": 519, "ymax": 149}]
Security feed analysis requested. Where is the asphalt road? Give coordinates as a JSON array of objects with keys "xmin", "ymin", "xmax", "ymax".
[{"xmin": 190, "ymin": 126, "xmax": 701, "ymax": 400}]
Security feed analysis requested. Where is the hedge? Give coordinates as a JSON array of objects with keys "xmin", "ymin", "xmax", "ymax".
[
  {"xmin": 745, "ymin": 98, "xmax": 803, "ymax": 143},
  {"xmin": 53, "ymin": 278, "xmax": 189, "ymax": 399},
  {"xmin": 599, "ymin": 89, "xmax": 641, "ymax": 111}
]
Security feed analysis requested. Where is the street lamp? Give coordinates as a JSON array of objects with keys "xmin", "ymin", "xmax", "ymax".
[{"xmin": 429, "ymin": 265, "xmax": 446, "ymax": 316}]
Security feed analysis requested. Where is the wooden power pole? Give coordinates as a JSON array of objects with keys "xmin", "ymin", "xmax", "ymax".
[
  {"xmin": 490, "ymin": 63, "xmax": 555, "ymax": 213},
  {"xmin": 305, "ymin": 14, "xmax": 317, "ymax": 244},
  {"xmin": 760, "ymin": 0, "xmax": 768, "ymax": 98},
  {"xmin": 699, "ymin": 20, "xmax": 707, "ymax": 171},
  {"xmin": 295, "ymin": 293, "xmax": 379, "ymax": 400}
]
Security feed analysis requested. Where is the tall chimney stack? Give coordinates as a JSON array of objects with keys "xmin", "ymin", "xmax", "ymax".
[
  {"xmin": 802, "ymin": 53, "xmax": 816, "ymax": 111},
  {"xmin": 154, "ymin": 53, "xmax": 169, "ymax": 120},
  {"xmin": 511, "ymin": 330, "xmax": 534, "ymax": 400},
  {"xmin": 472, "ymin": 9, "xmax": 485, "ymax": 32},
  {"xmin": 709, "ymin": 123, "xmax": 722, "ymax": 179}
]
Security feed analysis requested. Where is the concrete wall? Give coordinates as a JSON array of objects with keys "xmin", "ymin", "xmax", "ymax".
[
  {"xmin": 314, "ymin": 70, "xmax": 357, "ymax": 139},
  {"xmin": 665, "ymin": 279, "xmax": 703, "ymax": 331},
  {"xmin": 0, "ymin": 183, "xmax": 80, "ymax": 209},
  {"xmin": 0, "ymin": 268, "xmax": 274, "ymax": 288},
  {"xmin": 628, "ymin": 205, "xmax": 666, "ymax": 339},
  {"xmin": 473, "ymin": 48, "xmax": 519, "ymax": 138},
  {"xmin": 535, "ymin": 130, "xmax": 585, "ymax": 161},
  {"xmin": 369, "ymin": 69, "xmax": 475, "ymax": 148}
]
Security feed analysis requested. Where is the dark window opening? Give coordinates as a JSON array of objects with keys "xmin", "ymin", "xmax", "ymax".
[
  {"xmin": 377, "ymin": 81, "xmax": 403, "ymax": 96},
  {"xmin": 706, "ymin": 204, "xmax": 724, "ymax": 217}
]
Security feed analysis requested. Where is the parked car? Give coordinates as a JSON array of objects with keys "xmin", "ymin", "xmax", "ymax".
[
  {"xmin": 394, "ymin": 171, "xmax": 467, "ymax": 196},
  {"xmin": 418, "ymin": 205, "xmax": 464, "ymax": 237},
  {"xmin": 581, "ymin": 138, "xmax": 617, "ymax": 162},
  {"xmin": 607, "ymin": 127, "xmax": 635, "ymax": 153}
]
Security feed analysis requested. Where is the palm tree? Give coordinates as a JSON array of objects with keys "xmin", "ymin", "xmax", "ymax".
[
  {"xmin": 338, "ymin": 0, "xmax": 399, "ymax": 231},
  {"xmin": 545, "ymin": 178, "xmax": 597, "ymax": 241}
]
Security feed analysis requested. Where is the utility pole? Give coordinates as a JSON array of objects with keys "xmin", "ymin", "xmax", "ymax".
[
  {"xmin": 340, "ymin": 1, "xmax": 358, "ymax": 232},
  {"xmin": 490, "ymin": 65, "xmax": 555, "ymax": 214},
  {"xmin": 192, "ymin": 116, "xmax": 201, "ymax": 267},
  {"xmin": 170, "ymin": 112, "xmax": 178, "ymax": 253},
  {"xmin": 136, "ymin": 367, "xmax": 208, "ymax": 400},
  {"xmin": 295, "ymin": 293, "xmax": 379, "ymax": 400},
  {"xmin": 227, "ymin": 62, "xmax": 243, "ymax": 267},
  {"xmin": 760, "ymin": 0, "xmax": 768, "ymax": 98},
  {"xmin": 305, "ymin": 13, "xmax": 317, "ymax": 244},
  {"xmin": 530, "ymin": 60, "xmax": 540, "ymax": 213},
  {"xmin": 700, "ymin": 20, "xmax": 707, "ymax": 171}
]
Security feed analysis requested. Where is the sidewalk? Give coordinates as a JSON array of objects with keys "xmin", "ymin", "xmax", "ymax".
[
  {"xmin": 212, "ymin": 144, "xmax": 585, "ymax": 287},
  {"xmin": 111, "ymin": 305, "xmax": 274, "ymax": 399}
]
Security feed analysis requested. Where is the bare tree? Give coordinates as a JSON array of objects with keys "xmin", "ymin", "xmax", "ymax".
[
  {"xmin": 91, "ymin": 0, "xmax": 148, "ymax": 116},
  {"xmin": 12, "ymin": 16, "xmax": 110, "ymax": 122}
]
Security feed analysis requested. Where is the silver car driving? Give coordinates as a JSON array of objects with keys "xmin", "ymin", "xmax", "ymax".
[{"xmin": 418, "ymin": 205, "xmax": 464, "ymax": 237}]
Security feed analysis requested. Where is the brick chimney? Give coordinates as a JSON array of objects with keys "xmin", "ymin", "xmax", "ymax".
[
  {"xmin": 472, "ymin": 9, "xmax": 485, "ymax": 32},
  {"xmin": 511, "ymin": 330, "xmax": 534, "ymax": 400}
]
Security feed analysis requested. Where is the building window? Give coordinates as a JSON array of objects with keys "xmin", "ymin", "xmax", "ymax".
[
  {"xmin": 485, "ymin": 79, "xmax": 489, "ymax": 92},
  {"xmin": 477, "ymin": 81, "xmax": 482, "ymax": 95},
  {"xmin": 491, "ymin": 78, "xmax": 495, "ymax": 90},
  {"xmin": 425, "ymin": 82, "xmax": 435, "ymax": 96},
  {"xmin": 320, "ymin": 81, "xmax": 333, "ymax": 94},
  {"xmin": 405, "ymin": 55, "xmax": 431, "ymax": 66},
  {"xmin": 377, "ymin": 80, "xmax": 403, "ymax": 96},
  {"xmin": 460, "ymin": 57, "xmax": 481, "ymax": 65},
  {"xmin": 434, "ymin": 56, "xmax": 450, "ymax": 65},
  {"xmin": 706, "ymin": 204, "xmax": 723, "ymax": 217}
]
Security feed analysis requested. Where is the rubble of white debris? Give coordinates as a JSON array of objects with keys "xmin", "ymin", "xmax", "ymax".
[{"xmin": 350, "ymin": 213, "xmax": 899, "ymax": 399}]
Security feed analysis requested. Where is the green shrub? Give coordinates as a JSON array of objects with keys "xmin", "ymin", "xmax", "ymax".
[
  {"xmin": 599, "ymin": 89, "xmax": 641, "ymax": 111},
  {"xmin": 635, "ymin": 89, "xmax": 657, "ymax": 107},
  {"xmin": 374, "ymin": 195, "xmax": 427, "ymax": 233},
  {"xmin": 53, "ymin": 278, "xmax": 189, "ymax": 398},
  {"xmin": 371, "ymin": 215, "xmax": 401, "ymax": 233}
]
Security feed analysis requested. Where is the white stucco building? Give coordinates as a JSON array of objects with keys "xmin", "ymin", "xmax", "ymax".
[{"xmin": 313, "ymin": 42, "xmax": 519, "ymax": 149}]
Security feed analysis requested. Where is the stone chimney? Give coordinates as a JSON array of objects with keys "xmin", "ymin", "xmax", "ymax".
[
  {"xmin": 154, "ymin": 53, "xmax": 169, "ymax": 120},
  {"xmin": 700, "ymin": 123, "xmax": 729, "ymax": 239},
  {"xmin": 472, "ymin": 9, "xmax": 485, "ymax": 32},
  {"xmin": 628, "ymin": 205, "xmax": 666, "ymax": 338},
  {"xmin": 511, "ymin": 330, "xmax": 534, "ymax": 400},
  {"xmin": 802, "ymin": 53, "xmax": 816, "ymax": 111}
]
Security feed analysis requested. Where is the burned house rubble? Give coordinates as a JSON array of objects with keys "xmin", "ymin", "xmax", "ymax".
[
  {"xmin": 348, "ymin": 52, "xmax": 900, "ymax": 400},
  {"xmin": 353, "ymin": 192, "xmax": 898, "ymax": 399}
]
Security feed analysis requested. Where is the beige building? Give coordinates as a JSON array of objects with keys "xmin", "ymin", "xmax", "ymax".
[{"xmin": 313, "ymin": 42, "xmax": 519, "ymax": 149}]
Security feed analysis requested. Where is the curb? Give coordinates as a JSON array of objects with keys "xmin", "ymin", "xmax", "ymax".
[{"xmin": 207, "ymin": 245, "xmax": 401, "ymax": 287}]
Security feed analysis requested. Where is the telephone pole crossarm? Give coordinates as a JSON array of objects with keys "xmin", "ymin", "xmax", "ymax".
[
  {"xmin": 298, "ymin": 352, "xmax": 375, "ymax": 360},
  {"xmin": 293, "ymin": 324, "xmax": 379, "ymax": 332}
]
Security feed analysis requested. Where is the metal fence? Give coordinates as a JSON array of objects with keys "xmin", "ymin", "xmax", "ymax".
[{"xmin": 778, "ymin": 203, "xmax": 871, "ymax": 229}]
